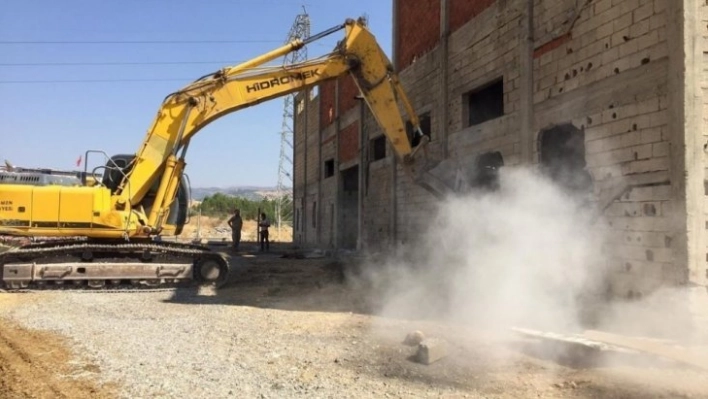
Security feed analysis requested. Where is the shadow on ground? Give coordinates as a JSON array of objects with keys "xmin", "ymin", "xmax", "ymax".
[{"xmin": 162, "ymin": 241, "xmax": 371, "ymax": 315}]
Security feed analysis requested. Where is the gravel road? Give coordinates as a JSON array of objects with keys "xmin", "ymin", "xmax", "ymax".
[{"xmin": 2, "ymin": 247, "xmax": 708, "ymax": 398}]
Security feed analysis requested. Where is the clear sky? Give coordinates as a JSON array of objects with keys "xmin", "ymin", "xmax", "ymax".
[{"xmin": 0, "ymin": 0, "xmax": 392, "ymax": 188}]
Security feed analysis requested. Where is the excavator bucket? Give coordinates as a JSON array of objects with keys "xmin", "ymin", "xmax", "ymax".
[
  {"xmin": 407, "ymin": 158, "xmax": 469, "ymax": 199},
  {"xmin": 403, "ymin": 139, "xmax": 504, "ymax": 199}
]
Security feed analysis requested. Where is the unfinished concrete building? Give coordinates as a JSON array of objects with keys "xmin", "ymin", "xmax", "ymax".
[{"xmin": 293, "ymin": 0, "xmax": 707, "ymax": 330}]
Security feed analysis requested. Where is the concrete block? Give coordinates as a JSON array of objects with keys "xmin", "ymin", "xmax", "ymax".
[
  {"xmin": 602, "ymin": 46, "xmax": 621, "ymax": 65},
  {"xmin": 652, "ymin": 142, "xmax": 670, "ymax": 157},
  {"xmin": 416, "ymin": 338, "xmax": 449, "ymax": 365},
  {"xmin": 644, "ymin": 42, "xmax": 669, "ymax": 62},
  {"xmin": 627, "ymin": 143, "xmax": 652, "ymax": 159},
  {"xmin": 649, "ymin": 13, "xmax": 666, "ymax": 31},
  {"xmin": 633, "ymin": 2, "xmax": 654, "ymax": 23},
  {"xmin": 594, "ymin": 0, "xmax": 613, "ymax": 14},
  {"xmin": 619, "ymin": 40, "xmax": 640, "ymax": 58},
  {"xmin": 622, "ymin": 156, "xmax": 669, "ymax": 174},
  {"xmin": 636, "ymin": 97, "xmax": 661, "ymax": 115},
  {"xmin": 617, "ymin": 0, "xmax": 640, "ymax": 14},
  {"xmin": 654, "ymin": 0, "xmax": 667, "ymax": 13},
  {"xmin": 636, "ymin": 30, "xmax": 660, "ymax": 51},
  {"xmin": 614, "ymin": 11, "xmax": 633, "ymax": 31},
  {"xmin": 611, "ymin": 27, "xmax": 632, "ymax": 47},
  {"xmin": 625, "ymin": 184, "xmax": 672, "ymax": 201},
  {"xmin": 629, "ymin": 18, "xmax": 651, "ymax": 38},
  {"xmin": 403, "ymin": 330, "xmax": 426, "ymax": 346}
]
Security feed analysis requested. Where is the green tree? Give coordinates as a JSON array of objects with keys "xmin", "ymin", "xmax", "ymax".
[{"xmin": 192, "ymin": 193, "xmax": 290, "ymax": 222}]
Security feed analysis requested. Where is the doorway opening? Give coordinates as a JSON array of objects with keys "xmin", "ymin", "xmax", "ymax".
[
  {"xmin": 538, "ymin": 124, "xmax": 593, "ymax": 196},
  {"xmin": 339, "ymin": 166, "xmax": 359, "ymax": 249},
  {"xmin": 471, "ymin": 151, "xmax": 504, "ymax": 191}
]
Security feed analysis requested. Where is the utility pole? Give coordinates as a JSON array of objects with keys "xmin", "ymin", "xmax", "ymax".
[{"xmin": 275, "ymin": 6, "xmax": 310, "ymax": 242}]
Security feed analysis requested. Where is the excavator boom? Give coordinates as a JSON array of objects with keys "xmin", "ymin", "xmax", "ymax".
[{"xmin": 118, "ymin": 18, "xmax": 430, "ymax": 233}]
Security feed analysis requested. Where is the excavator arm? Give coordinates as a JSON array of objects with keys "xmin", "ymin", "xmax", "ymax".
[{"xmin": 117, "ymin": 18, "xmax": 445, "ymax": 234}]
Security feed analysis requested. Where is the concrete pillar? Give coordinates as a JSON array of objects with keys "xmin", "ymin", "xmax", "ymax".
[
  {"xmin": 334, "ymin": 79, "xmax": 341, "ymax": 249},
  {"xmin": 667, "ymin": 0, "xmax": 707, "ymax": 341},
  {"xmin": 316, "ymin": 88, "xmax": 322, "ymax": 246},
  {"xmin": 390, "ymin": 0, "xmax": 399, "ymax": 246},
  {"xmin": 439, "ymin": 0, "xmax": 450, "ymax": 158},
  {"xmin": 357, "ymin": 101, "xmax": 365, "ymax": 250},
  {"xmin": 302, "ymin": 92, "xmax": 308, "ymax": 245},
  {"xmin": 519, "ymin": 0, "xmax": 534, "ymax": 164}
]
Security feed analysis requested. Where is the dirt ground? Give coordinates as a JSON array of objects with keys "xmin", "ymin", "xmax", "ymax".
[
  {"xmin": 0, "ymin": 296, "xmax": 118, "ymax": 399},
  {"xmin": 1, "ymin": 244, "xmax": 708, "ymax": 398}
]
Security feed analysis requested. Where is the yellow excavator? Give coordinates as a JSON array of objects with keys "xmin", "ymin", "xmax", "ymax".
[{"xmin": 0, "ymin": 18, "xmax": 465, "ymax": 290}]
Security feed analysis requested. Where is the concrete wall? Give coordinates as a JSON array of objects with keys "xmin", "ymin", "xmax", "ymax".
[
  {"xmin": 292, "ymin": 0, "xmax": 707, "ymax": 312},
  {"xmin": 534, "ymin": 0, "xmax": 672, "ymax": 298},
  {"xmin": 292, "ymin": 88, "xmax": 322, "ymax": 247},
  {"xmin": 385, "ymin": 0, "xmax": 690, "ymax": 300}
]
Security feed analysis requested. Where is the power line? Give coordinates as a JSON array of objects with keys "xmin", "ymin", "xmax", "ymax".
[
  {"xmin": 0, "ymin": 78, "xmax": 194, "ymax": 84},
  {"xmin": 0, "ymin": 39, "xmax": 283, "ymax": 44},
  {"xmin": 0, "ymin": 60, "xmax": 244, "ymax": 66}
]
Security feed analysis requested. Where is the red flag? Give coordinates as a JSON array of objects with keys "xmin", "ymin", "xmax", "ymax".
[{"xmin": 76, "ymin": 155, "xmax": 82, "ymax": 167}]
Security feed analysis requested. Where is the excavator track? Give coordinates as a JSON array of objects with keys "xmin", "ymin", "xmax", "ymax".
[{"xmin": 0, "ymin": 239, "xmax": 230, "ymax": 292}]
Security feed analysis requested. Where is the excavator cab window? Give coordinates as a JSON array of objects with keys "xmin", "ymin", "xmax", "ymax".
[{"xmin": 101, "ymin": 154, "xmax": 135, "ymax": 193}]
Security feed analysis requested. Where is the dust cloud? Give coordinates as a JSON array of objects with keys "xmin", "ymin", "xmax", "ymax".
[
  {"xmin": 354, "ymin": 166, "xmax": 611, "ymax": 336},
  {"xmin": 349, "ymin": 162, "xmax": 708, "ymax": 368}
]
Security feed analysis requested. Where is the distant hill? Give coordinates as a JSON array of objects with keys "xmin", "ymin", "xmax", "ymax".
[{"xmin": 190, "ymin": 186, "xmax": 291, "ymax": 201}]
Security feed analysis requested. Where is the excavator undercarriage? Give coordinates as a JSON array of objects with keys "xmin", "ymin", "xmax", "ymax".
[
  {"xmin": 0, "ymin": 237, "xmax": 229, "ymax": 291},
  {"xmin": 0, "ymin": 164, "xmax": 230, "ymax": 292}
]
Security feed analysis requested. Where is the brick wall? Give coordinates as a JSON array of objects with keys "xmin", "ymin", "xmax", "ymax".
[
  {"xmin": 293, "ymin": 92, "xmax": 307, "ymax": 195},
  {"xmin": 317, "ymin": 124, "xmax": 338, "ymax": 247},
  {"xmin": 292, "ymin": 88, "xmax": 321, "ymax": 245},
  {"xmin": 293, "ymin": 92, "xmax": 308, "ymax": 243},
  {"xmin": 338, "ymin": 76, "xmax": 360, "ymax": 115},
  {"xmin": 319, "ymin": 79, "xmax": 336, "ymax": 130},
  {"xmin": 532, "ymin": 0, "xmax": 667, "ymax": 105},
  {"xmin": 450, "ymin": 0, "xmax": 496, "ymax": 32},
  {"xmin": 359, "ymin": 105, "xmax": 392, "ymax": 250},
  {"xmin": 339, "ymin": 120, "xmax": 359, "ymax": 164},
  {"xmin": 394, "ymin": 0, "xmax": 522, "ymax": 246},
  {"xmin": 387, "ymin": 0, "xmax": 677, "ymax": 299},
  {"xmin": 393, "ymin": 43, "xmax": 444, "ymax": 244},
  {"xmin": 446, "ymin": 1, "xmax": 521, "ymax": 161},
  {"xmin": 295, "ymin": 0, "xmax": 688, "ymax": 288},
  {"xmin": 395, "ymin": 0, "xmax": 440, "ymax": 70},
  {"xmin": 531, "ymin": 0, "xmax": 672, "ymax": 297}
]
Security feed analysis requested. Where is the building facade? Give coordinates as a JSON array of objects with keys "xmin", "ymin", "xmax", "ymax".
[{"xmin": 293, "ymin": 0, "xmax": 707, "ymax": 326}]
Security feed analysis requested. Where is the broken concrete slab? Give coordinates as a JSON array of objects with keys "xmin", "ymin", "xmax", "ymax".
[
  {"xmin": 512, "ymin": 327, "xmax": 708, "ymax": 371},
  {"xmin": 415, "ymin": 337, "xmax": 449, "ymax": 365},
  {"xmin": 511, "ymin": 327, "xmax": 639, "ymax": 368},
  {"xmin": 511, "ymin": 327, "xmax": 636, "ymax": 354},
  {"xmin": 583, "ymin": 330, "xmax": 708, "ymax": 371}
]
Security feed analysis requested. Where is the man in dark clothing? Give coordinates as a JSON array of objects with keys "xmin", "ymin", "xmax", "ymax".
[
  {"xmin": 258, "ymin": 212, "xmax": 270, "ymax": 252},
  {"xmin": 227, "ymin": 209, "xmax": 243, "ymax": 251}
]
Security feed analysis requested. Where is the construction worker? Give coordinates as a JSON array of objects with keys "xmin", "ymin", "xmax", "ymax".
[
  {"xmin": 227, "ymin": 208, "xmax": 243, "ymax": 251},
  {"xmin": 258, "ymin": 212, "xmax": 270, "ymax": 252}
]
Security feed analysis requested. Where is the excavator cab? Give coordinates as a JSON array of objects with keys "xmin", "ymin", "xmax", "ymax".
[{"xmin": 98, "ymin": 154, "xmax": 190, "ymax": 236}]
